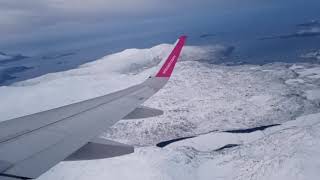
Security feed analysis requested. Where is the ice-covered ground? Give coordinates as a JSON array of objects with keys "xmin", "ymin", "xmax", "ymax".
[
  {"xmin": 37, "ymin": 112, "xmax": 320, "ymax": 180},
  {"xmin": 0, "ymin": 43, "xmax": 320, "ymax": 180},
  {"xmin": 105, "ymin": 61, "xmax": 320, "ymax": 146}
]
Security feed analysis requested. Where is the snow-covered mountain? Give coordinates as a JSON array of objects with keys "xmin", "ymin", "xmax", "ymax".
[{"xmin": 0, "ymin": 43, "xmax": 319, "ymax": 180}]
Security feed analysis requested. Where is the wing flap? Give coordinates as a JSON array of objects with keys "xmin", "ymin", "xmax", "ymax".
[
  {"xmin": 65, "ymin": 138, "xmax": 134, "ymax": 161},
  {"xmin": 0, "ymin": 175, "xmax": 25, "ymax": 180},
  {"xmin": 0, "ymin": 161, "xmax": 11, "ymax": 173},
  {"xmin": 122, "ymin": 105, "xmax": 163, "ymax": 119}
]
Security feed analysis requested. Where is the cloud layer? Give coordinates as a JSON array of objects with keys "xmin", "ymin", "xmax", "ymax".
[
  {"xmin": 260, "ymin": 20, "xmax": 320, "ymax": 40},
  {"xmin": 0, "ymin": 0, "xmax": 164, "ymax": 31}
]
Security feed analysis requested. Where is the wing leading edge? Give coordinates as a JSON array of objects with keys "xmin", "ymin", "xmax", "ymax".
[{"xmin": 0, "ymin": 36, "xmax": 186, "ymax": 180}]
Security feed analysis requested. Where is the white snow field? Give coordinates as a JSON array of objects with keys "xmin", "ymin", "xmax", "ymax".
[{"xmin": 0, "ymin": 43, "xmax": 320, "ymax": 180}]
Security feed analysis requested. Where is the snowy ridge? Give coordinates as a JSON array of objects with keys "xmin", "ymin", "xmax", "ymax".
[{"xmin": 0, "ymin": 43, "xmax": 319, "ymax": 180}]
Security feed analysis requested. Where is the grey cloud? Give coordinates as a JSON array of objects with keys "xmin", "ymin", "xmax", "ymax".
[
  {"xmin": 260, "ymin": 20, "xmax": 320, "ymax": 40},
  {"xmin": 0, "ymin": 0, "xmax": 174, "ymax": 32},
  {"xmin": 301, "ymin": 50, "xmax": 320, "ymax": 62},
  {"xmin": 297, "ymin": 20, "xmax": 320, "ymax": 27},
  {"xmin": 0, "ymin": 0, "xmax": 264, "ymax": 54}
]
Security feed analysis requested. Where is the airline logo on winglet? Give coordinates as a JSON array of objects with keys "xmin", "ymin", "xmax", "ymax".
[{"xmin": 155, "ymin": 36, "xmax": 187, "ymax": 77}]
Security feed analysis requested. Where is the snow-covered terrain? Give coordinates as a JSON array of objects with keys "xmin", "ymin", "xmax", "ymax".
[
  {"xmin": 105, "ymin": 62, "xmax": 320, "ymax": 146},
  {"xmin": 1, "ymin": 43, "xmax": 320, "ymax": 180}
]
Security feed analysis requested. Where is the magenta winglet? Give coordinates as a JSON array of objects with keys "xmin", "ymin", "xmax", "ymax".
[{"xmin": 155, "ymin": 36, "xmax": 187, "ymax": 77}]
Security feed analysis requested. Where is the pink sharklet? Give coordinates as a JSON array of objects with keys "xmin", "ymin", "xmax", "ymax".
[{"xmin": 155, "ymin": 36, "xmax": 187, "ymax": 78}]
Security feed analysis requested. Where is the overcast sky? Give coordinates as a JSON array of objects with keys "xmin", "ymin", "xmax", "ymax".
[
  {"xmin": 0, "ymin": 0, "xmax": 236, "ymax": 54},
  {"xmin": 0, "ymin": 0, "xmax": 319, "ymax": 55},
  {"xmin": 0, "ymin": 0, "xmax": 216, "ymax": 33}
]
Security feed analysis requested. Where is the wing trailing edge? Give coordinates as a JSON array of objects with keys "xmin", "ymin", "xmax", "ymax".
[
  {"xmin": 65, "ymin": 138, "xmax": 134, "ymax": 161},
  {"xmin": 122, "ymin": 105, "xmax": 163, "ymax": 120}
]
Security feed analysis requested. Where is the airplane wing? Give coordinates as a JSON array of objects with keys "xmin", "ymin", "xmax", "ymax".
[{"xmin": 0, "ymin": 36, "xmax": 187, "ymax": 180}]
